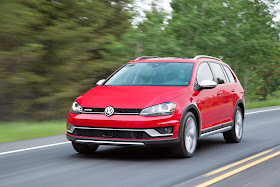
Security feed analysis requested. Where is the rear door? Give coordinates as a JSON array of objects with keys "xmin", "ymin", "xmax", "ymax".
[{"xmin": 222, "ymin": 65, "xmax": 239, "ymax": 118}]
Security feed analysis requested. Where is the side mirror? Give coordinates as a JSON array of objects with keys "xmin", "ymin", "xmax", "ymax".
[
  {"xmin": 199, "ymin": 80, "xmax": 217, "ymax": 90},
  {"xmin": 96, "ymin": 79, "xmax": 105, "ymax": 86}
]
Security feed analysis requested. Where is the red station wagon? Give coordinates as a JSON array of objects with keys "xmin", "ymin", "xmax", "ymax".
[{"xmin": 66, "ymin": 55, "xmax": 245, "ymax": 158}]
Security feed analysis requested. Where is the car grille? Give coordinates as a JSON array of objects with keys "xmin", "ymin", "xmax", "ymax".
[
  {"xmin": 82, "ymin": 108, "xmax": 142, "ymax": 115},
  {"xmin": 73, "ymin": 128, "xmax": 151, "ymax": 139}
]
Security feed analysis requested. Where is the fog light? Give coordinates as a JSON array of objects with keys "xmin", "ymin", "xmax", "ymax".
[
  {"xmin": 66, "ymin": 123, "xmax": 75, "ymax": 133},
  {"xmin": 155, "ymin": 127, "xmax": 173, "ymax": 134},
  {"xmin": 67, "ymin": 123, "xmax": 72, "ymax": 130}
]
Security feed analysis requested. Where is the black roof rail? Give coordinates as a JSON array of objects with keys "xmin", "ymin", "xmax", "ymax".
[{"xmin": 134, "ymin": 56, "xmax": 160, "ymax": 60}]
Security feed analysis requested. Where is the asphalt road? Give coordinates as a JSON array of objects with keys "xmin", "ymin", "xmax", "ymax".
[
  {"xmin": 1, "ymin": 106, "xmax": 280, "ymax": 187},
  {"xmin": 211, "ymin": 151, "xmax": 280, "ymax": 187}
]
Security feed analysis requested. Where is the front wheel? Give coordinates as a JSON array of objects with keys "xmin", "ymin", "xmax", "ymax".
[
  {"xmin": 72, "ymin": 141, "xmax": 99, "ymax": 154},
  {"xmin": 173, "ymin": 112, "xmax": 198, "ymax": 158},
  {"xmin": 223, "ymin": 106, "xmax": 244, "ymax": 143}
]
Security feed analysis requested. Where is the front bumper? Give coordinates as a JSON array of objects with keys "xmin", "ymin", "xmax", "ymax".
[
  {"xmin": 66, "ymin": 134, "xmax": 179, "ymax": 146},
  {"xmin": 66, "ymin": 112, "xmax": 181, "ymax": 146}
]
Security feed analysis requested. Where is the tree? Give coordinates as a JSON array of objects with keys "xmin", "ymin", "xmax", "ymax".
[
  {"xmin": 105, "ymin": 1, "xmax": 180, "ymax": 63},
  {"xmin": 168, "ymin": 0, "xmax": 280, "ymax": 94},
  {"xmin": 0, "ymin": 0, "xmax": 133, "ymax": 120}
]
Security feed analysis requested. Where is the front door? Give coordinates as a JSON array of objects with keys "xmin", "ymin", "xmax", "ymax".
[{"xmin": 193, "ymin": 62, "xmax": 222, "ymax": 130}]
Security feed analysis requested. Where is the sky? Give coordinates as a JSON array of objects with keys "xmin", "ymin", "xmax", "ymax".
[
  {"xmin": 133, "ymin": 0, "xmax": 171, "ymax": 24},
  {"xmin": 136, "ymin": 0, "xmax": 172, "ymax": 12},
  {"xmin": 136, "ymin": 0, "xmax": 280, "ymax": 21}
]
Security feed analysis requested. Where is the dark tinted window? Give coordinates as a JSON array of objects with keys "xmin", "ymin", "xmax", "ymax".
[
  {"xmin": 105, "ymin": 62, "xmax": 194, "ymax": 86},
  {"xmin": 196, "ymin": 63, "xmax": 214, "ymax": 85},
  {"xmin": 223, "ymin": 66, "xmax": 236, "ymax": 83},
  {"xmin": 210, "ymin": 63, "xmax": 227, "ymax": 84}
]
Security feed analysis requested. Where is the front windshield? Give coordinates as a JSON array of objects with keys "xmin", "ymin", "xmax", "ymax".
[{"xmin": 104, "ymin": 62, "xmax": 194, "ymax": 86}]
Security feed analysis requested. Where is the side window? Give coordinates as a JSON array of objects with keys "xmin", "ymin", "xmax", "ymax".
[
  {"xmin": 209, "ymin": 63, "xmax": 227, "ymax": 84},
  {"xmin": 196, "ymin": 63, "xmax": 214, "ymax": 85},
  {"xmin": 221, "ymin": 66, "xmax": 230, "ymax": 83},
  {"xmin": 223, "ymin": 65, "xmax": 236, "ymax": 83}
]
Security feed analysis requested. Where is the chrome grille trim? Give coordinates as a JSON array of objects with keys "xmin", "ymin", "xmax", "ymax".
[
  {"xmin": 82, "ymin": 112, "xmax": 104, "ymax": 114},
  {"xmin": 82, "ymin": 112, "xmax": 141, "ymax": 115},
  {"xmin": 82, "ymin": 108, "xmax": 142, "ymax": 115}
]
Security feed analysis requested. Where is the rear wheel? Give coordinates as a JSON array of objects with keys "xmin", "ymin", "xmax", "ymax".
[
  {"xmin": 223, "ymin": 106, "xmax": 243, "ymax": 143},
  {"xmin": 173, "ymin": 112, "xmax": 198, "ymax": 158},
  {"xmin": 72, "ymin": 141, "xmax": 99, "ymax": 154}
]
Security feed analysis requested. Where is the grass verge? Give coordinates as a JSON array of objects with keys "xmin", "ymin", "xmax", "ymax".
[
  {"xmin": 0, "ymin": 121, "xmax": 65, "ymax": 143},
  {"xmin": 245, "ymin": 99, "xmax": 280, "ymax": 109}
]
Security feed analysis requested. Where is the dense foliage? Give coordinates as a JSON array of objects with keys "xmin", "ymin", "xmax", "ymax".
[
  {"xmin": 0, "ymin": 0, "xmax": 279, "ymax": 120},
  {"xmin": 0, "ymin": 0, "xmax": 132, "ymax": 120}
]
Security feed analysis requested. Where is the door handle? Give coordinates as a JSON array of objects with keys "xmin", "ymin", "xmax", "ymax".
[
  {"xmin": 217, "ymin": 91, "xmax": 223, "ymax": 96},
  {"xmin": 231, "ymin": 89, "xmax": 235, "ymax": 93}
]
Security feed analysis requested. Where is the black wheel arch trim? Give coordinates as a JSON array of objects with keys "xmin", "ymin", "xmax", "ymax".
[
  {"xmin": 234, "ymin": 98, "xmax": 245, "ymax": 119},
  {"xmin": 179, "ymin": 103, "xmax": 202, "ymax": 138}
]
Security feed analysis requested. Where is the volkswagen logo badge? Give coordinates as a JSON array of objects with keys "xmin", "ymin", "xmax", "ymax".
[{"xmin": 104, "ymin": 106, "xmax": 114, "ymax": 116}]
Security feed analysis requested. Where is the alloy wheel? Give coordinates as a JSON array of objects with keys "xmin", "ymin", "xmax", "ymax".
[
  {"xmin": 235, "ymin": 110, "xmax": 243, "ymax": 139},
  {"xmin": 185, "ymin": 117, "xmax": 197, "ymax": 154}
]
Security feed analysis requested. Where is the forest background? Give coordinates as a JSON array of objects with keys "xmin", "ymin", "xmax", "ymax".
[{"xmin": 1, "ymin": 0, "xmax": 280, "ymax": 122}]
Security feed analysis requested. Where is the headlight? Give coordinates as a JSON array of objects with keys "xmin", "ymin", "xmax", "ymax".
[
  {"xmin": 70, "ymin": 101, "xmax": 83, "ymax": 114},
  {"xmin": 140, "ymin": 102, "xmax": 176, "ymax": 116}
]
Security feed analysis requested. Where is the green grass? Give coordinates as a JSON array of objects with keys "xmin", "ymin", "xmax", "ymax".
[
  {"xmin": 0, "ymin": 121, "xmax": 65, "ymax": 143},
  {"xmin": 1, "ymin": 99, "xmax": 280, "ymax": 143},
  {"xmin": 245, "ymin": 99, "xmax": 280, "ymax": 109}
]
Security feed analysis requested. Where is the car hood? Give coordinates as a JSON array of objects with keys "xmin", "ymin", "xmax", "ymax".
[{"xmin": 77, "ymin": 86, "xmax": 188, "ymax": 109}]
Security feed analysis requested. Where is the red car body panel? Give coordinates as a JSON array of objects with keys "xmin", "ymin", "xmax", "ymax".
[
  {"xmin": 67, "ymin": 58, "xmax": 244, "ymax": 144},
  {"xmin": 77, "ymin": 86, "xmax": 189, "ymax": 109}
]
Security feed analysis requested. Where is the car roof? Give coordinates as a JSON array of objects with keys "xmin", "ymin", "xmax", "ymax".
[{"xmin": 128, "ymin": 56, "xmax": 227, "ymax": 65}]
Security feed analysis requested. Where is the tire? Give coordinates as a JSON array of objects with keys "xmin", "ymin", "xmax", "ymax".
[
  {"xmin": 72, "ymin": 141, "xmax": 99, "ymax": 154},
  {"xmin": 173, "ymin": 112, "xmax": 198, "ymax": 158},
  {"xmin": 223, "ymin": 106, "xmax": 244, "ymax": 143}
]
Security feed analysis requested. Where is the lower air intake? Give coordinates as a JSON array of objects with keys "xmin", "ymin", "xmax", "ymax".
[{"xmin": 73, "ymin": 128, "xmax": 151, "ymax": 139}]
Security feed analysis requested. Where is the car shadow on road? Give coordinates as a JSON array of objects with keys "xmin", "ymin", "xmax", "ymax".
[
  {"xmin": 68, "ymin": 136, "xmax": 227, "ymax": 161},
  {"xmin": 196, "ymin": 136, "xmax": 227, "ymax": 152},
  {"xmin": 72, "ymin": 145, "xmax": 175, "ymax": 161}
]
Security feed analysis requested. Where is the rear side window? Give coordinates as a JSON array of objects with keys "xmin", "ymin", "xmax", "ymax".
[
  {"xmin": 196, "ymin": 63, "xmax": 214, "ymax": 85},
  {"xmin": 223, "ymin": 66, "xmax": 236, "ymax": 83},
  {"xmin": 209, "ymin": 63, "xmax": 227, "ymax": 84}
]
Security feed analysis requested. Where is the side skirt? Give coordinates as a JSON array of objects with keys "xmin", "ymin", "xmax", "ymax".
[{"xmin": 200, "ymin": 121, "xmax": 233, "ymax": 138}]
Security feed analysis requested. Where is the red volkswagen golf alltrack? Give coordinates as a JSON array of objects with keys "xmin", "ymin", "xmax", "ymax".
[{"xmin": 66, "ymin": 55, "xmax": 245, "ymax": 158}]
